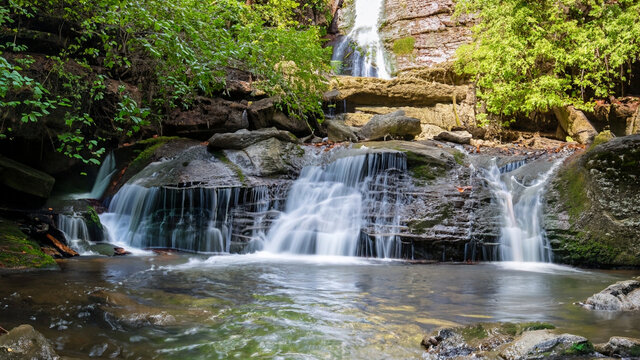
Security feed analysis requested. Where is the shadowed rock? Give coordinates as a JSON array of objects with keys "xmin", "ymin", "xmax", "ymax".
[
  {"xmin": 358, "ymin": 110, "xmax": 421, "ymax": 140},
  {"xmin": 207, "ymin": 128, "xmax": 299, "ymax": 150}
]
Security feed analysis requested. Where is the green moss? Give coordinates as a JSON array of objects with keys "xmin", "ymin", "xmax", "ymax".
[
  {"xmin": 563, "ymin": 238, "xmax": 619, "ymax": 266},
  {"xmin": 0, "ymin": 218, "xmax": 57, "ymax": 270},
  {"xmin": 460, "ymin": 324, "xmax": 488, "ymax": 342},
  {"xmin": 408, "ymin": 204, "xmax": 453, "ymax": 232},
  {"xmin": 630, "ymin": 345, "xmax": 640, "ymax": 357},
  {"xmin": 499, "ymin": 322, "xmax": 555, "ymax": 336},
  {"xmin": 564, "ymin": 341, "xmax": 594, "ymax": 355},
  {"xmin": 85, "ymin": 206, "xmax": 103, "ymax": 230},
  {"xmin": 558, "ymin": 166, "xmax": 590, "ymax": 220},
  {"xmin": 521, "ymin": 322, "xmax": 555, "ymax": 331},
  {"xmin": 589, "ymin": 130, "xmax": 614, "ymax": 150},
  {"xmin": 453, "ymin": 150, "xmax": 465, "ymax": 166},
  {"xmin": 130, "ymin": 136, "xmax": 180, "ymax": 170},
  {"xmin": 392, "ymin": 36, "xmax": 415, "ymax": 55},
  {"xmin": 213, "ymin": 150, "xmax": 245, "ymax": 183}
]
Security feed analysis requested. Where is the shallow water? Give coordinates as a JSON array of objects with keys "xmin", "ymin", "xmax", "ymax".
[{"xmin": 1, "ymin": 255, "xmax": 639, "ymax": 359}]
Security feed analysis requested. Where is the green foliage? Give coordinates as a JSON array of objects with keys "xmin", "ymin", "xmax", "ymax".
[
  {"xmin": 455, "ymin": 0, "xmax": 640, "ymax": 119},
  {"xmin": 1, "ymin": 0, "xmax": 331, "ymax": 163},
  {"xmin": 0, "ymin": 218, "xmax": 57, "ymax": 269},
  {"xmin": 393, "ymin": 37, "xmax": 416, "ymax": 56}
]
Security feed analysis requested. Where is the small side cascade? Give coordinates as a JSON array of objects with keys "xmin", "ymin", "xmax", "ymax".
[
  {"xmin": 332, "ymin": 0, "xmax": 391, "ymax": 78},
  {"xmin": 100, "ymin": 184, "xmax": 272, "ymax": 253},
  {"xmin": 57, "ymin": 214, "xmax": 93, "ymax": 255},
  {"xmin": 263, "ymin": 152, "xmax": 407, "ymax": 257},
  {"xmin": 70, "ymin": 152, "xmax": 117, "ymax": 200},
  {"xmin": 482, "ymin": 159, "xmax": 562, "ymax": 262}
]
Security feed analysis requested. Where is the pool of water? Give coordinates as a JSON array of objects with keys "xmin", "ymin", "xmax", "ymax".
[{"xmin": 1, "ymin": 254, "xmax": 639, "ymax": 359}]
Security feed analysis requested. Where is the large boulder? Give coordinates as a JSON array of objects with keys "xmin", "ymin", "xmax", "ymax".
[
  {"xmin": 580, "ymin": 280, "xmax": 640, "ymax": 311},
  {"xmin": 357, "ymin": 110, "xmax": 422, "ymax": 140},
  {"xmin": 239, "ymin": 137, "xmax": 306, "ymax": 176},
  {"xmin": 0, "ymin": 155, "xmax": 55, "ymax": 199},
  {"xmin": 545, "ymin": 134, "xmax": 640, "ymax": 266},
  {"xmin": 351, "ymin": 103, "xmax": 475, "ymax": 131},
  {"xmin": 165, "ymin": 97, "xmax": 248, "ymax": 139},
  {"xmin": 552, "ymin": 106, "xmax": 597, "ymax": 144},
  {"xmin": 326, "ymin": 76, "xmax": 469, "ymax": 108},
  {"xmin": 325, "ymin": 120, "xmax": 358, "ymax": 142},
  {"xmin": 207, "ymin": 128, "xmax": 299, "ymax": 150},
  {"xmin": 0, "ymin": 325, "xmax": 60, "ymax": 360}
]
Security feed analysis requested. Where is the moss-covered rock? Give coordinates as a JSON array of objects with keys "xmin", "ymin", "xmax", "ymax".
[
  {"xmin": 0, "ymin": 218, "xmax": 57, "ymax": 271},
  {"xmin": 545, "ymin": 134, "xmax": 640, "ymax": 267}
]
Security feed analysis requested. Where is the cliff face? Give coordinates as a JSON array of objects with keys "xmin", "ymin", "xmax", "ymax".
[{"xmin": 380, "ymin": 0, "xmax": 472, "ymax": 72}]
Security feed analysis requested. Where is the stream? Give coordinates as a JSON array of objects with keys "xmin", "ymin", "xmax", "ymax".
[{"xmin": 1, "ymin": 255, "xmax": 639, "ymax": 359}]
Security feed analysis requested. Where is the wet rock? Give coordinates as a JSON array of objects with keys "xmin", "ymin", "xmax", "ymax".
[
  {"xmin": 241, "ymin": 137, "xmax": 306, "ymax": 176},
  {"xmin": 357, "ymin": 110, "xmax": 422, "ymax": 140},
  {"xmin": 166, "ymin": 97, "xmax": 248, "ymax": 139},
  {"xmin": 325, "ymin": 120, "xmax": 359, "ymax": 142},
  {"xmin": 545, "ymin": 134, "xmax": 640, "ymax": 267},
  {"xmin": 0, "ymin": 324, "xmax": 60, "ymax": 360},
  {"xmin": 421, "ymin": 322, "xmax": 596, "ymax": 360},
  {"xmin": 553, "ymin": 105, "xmax": 597, "ymax": 144},
  {"xmin": 434, "ymin": 130, "xmax": 472, "ymax": 144},
  {"xmin": 499, "ymin": 331, "xmax": 592, "ymax": 360},
  {"xmin": 580, "ymin": 280, "xmax": 640, "ymax": 311},
  {"xmin": 0, "ymin": 155, "xmax": 55, "ymax": 199},
  {"xmin": 207, "ymin": 128, "xmax": 299, "ymax": 150},
  {"xmin": 595, "ymin": 336, "xmax": 640, "ymax": 358}
]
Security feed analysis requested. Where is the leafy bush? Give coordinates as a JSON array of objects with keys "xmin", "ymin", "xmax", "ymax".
[
  {"xmin": 455, "ymin": 0, "xmax": 640, "ymax": 120},
  {"xmin": 1, "ymin": 0, "xmax": 331, "ymax": 164}
]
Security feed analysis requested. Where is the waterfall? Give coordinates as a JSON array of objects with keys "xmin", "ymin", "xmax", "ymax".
[
  {"xmin": 99, "ymin": 185, "xmax": 268, "ymax": 253},
  {"xmin": 70, "ymin": 152, "xmax": 117, "ymax": 200},
  {"xmin": 332, "ymin": 0, "xmax": 391, "ymax": 78},
  {"xmin": 263, "ymin": 152, "xmax": 406, "ymax": 257},
  {"xmin": 57, "ymin": 214, "xmax": 93, "ymax": 255},
  {"xmin": 483, "ymin": 159, "xmax": 561, "ymax": 262}
]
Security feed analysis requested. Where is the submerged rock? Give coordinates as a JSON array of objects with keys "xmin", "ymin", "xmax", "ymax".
[
  {"xmin": 357, "ymin": 110, "xmax": 422, "ymax": 140},
  {"xmin": 0, "ymin": 324, "xmax": 60, "ymax": 360},
  {"xmin": 580, "ymin": 280, "xmax": 640, "ymax": 311},
  {"xmin": 207, "ymin": 128, "xmax": 299, "ymax": 150}
]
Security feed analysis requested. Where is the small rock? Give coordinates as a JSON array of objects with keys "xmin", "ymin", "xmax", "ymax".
[
  {"xmin": 113, "ymin": 247, "xmax": 131, "ymax": 256},
  {"xmin": 581, "ymin": 280, "xmax": 640, "ymax": 311},
  {"xmin": 0, "ymin": 325, "xmax": 60, "ymax": 360},
  {"xmin": 434, "ymin": 130, "xmax": 473, "ymax": 144},
  {"xmin": 595, "ymin": 336, "xmax": 640, "ymax": 358}
]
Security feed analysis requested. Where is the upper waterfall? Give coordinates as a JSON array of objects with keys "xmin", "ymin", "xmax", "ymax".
[{"xmin": 332, "ymin": 0, "xmax": 391, "ymax": 78}]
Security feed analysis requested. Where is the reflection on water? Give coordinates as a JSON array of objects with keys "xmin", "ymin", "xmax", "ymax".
[{"xmin": 0, "ymin": 255, "xmax": 639, "ymax": 359}]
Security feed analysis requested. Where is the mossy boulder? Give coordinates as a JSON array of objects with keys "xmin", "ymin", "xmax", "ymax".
[
  {"xmin": 545, "ymin": 134, "xmax": 640, "ymax": 267},
  {"xmin": 0, "ymin": 218, "xmax": 57, "ymax": 271}
]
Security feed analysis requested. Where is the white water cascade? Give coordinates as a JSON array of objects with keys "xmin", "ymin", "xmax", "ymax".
[
  {"xmin": 332, "ymin": 0, "xmax": 391, "ymax": 78},
  {"xmin": 57, "ymin": 213, "xmax": 94, "ymax": 255},
  {"xmin": 483, "ymin": 159, "xmax": 561, "ymax": 262},
  {"xmin": 70, "ymin": 152, "xmax": 117, "ymax": 200},
  {"xmin": 263, "ymin": 153, "xmax": 405, "ymax": 257}
]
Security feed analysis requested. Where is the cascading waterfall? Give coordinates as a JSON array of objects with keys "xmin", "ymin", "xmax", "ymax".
[
  {"xmin": 332, "ymin": 0, "xmax": 391, "ymax": 78},
  {"xmin": 57, "ymin": 214, "xmax": 93, "ymax": 255},
  {"xmin": 100, "ymin": 184, "xmax": 268, "ymax": 253},
  {"xmin": 483, "ymin": 159, "xmax": 561, "ymax": 262},
  {"xmin": 263, "ymin": 153, "xmax": 406, "ymax": 257}
]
